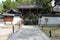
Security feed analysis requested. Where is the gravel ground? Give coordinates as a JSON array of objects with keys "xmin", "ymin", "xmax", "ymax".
[{"xmin": 0, "ymin": 25, "xmax": 20, "ymax": 40}]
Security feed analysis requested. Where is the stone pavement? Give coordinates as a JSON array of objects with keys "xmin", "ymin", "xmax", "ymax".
[{"xmin": 9, "ymin": 25, "xmax": 50, "ymax": 40}]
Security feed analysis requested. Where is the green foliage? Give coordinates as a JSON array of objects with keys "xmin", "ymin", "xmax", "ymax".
[
  {"xmin": 16, "ymin": 0, "xmax": 35, "ymax": 5},
  {"xmin": 2, "ymin": 0, "xmax": 11, "ymax": 12},
  {"xmin": 11, "ymin": 1, "xmax": 18, "ymax": 10},
  {"xmin": 16, "ymin": 0, "xmax": 23, "ymax": 5},
  {"xmin": 36, "ymin": 0, "xmax": 43, "ymax": 5},
  {"xmin": 2, "ymin": 0, "xmax": 52, "ymax": 13},
  {"xmin": 41, "ymin": 0, "xmax": 52, "ymax": 14},
  {"xmin": 36, "ymin": 0, "xmax": 51, "ymax": 5},
  {"xmin": 0, "ymin": 4, "xmax": 3, "ymax": 13},
  {"xmin": 2, "ymin": 0, "xmax": 18, "ymax": 12}
]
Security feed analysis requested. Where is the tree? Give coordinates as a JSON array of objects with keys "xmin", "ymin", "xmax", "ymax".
[
  {"xmin": 16, "ymin": 0, "xmax": 23, "ymax": 5},
  {"xmin": 2, "ymin": 0, "xmax": 18, "ymax": 12},
  {"xmin": 11, "ymin": 1, "xmax": 18, "ymax": 10},
  {"xmin": 0, "ymin": 4, "xmax": 3, "ymax": 13},
  {"xmin": 42, "ymin": 0, "xmax": 52, "ymax": 14},
  {"xmin": 16, "ymin": 0, "xmax": 35, "ymax": 5},
  {"xmin": 2, "ymin": 0, "xmax": 11, "ymax": 12},
  {"xmin": 36, "ymin": 0, "xmax": 52, "ymax": 14},
  {"xmin": 2, "ymin": 0, "xmax": 53, "ymax": 13}
]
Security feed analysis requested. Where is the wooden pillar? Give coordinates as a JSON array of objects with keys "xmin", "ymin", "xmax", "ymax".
[{"xmin": 3, "ymin": 17, "xmax": 6, "ymax": 25}]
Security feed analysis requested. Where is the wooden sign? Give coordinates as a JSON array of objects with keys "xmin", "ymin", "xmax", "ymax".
[{"xmin": 4, "ymin": 17, "xmax": 13, "ymax": 22}]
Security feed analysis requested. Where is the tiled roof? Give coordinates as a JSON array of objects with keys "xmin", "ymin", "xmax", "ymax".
[
  {"xmin": 17, "ymin": 5, "xmax": 43, "ymax": 9},
  {"xmin": 6, "ymin": 7, "xmax": 18, "ymax": 13},
  {"xmin": 3, "ymin": 13, "xmax": 15, "ymax": 16},
  {"xmin": 39, "ymin": 13, "xmax": 60, "ymax": 17}
]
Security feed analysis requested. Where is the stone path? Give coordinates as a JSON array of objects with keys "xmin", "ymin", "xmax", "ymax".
[{"xmin": 9, "ymin": 25, "xmax": 50, "ymax": 40}]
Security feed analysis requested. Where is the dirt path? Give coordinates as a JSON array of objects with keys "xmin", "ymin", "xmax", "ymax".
[{"xmin": 9, "ymin": 25, "xmax": 50, "ymax": 40}]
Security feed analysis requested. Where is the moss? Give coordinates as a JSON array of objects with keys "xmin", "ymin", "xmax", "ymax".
[{"xmin": 43, "ymin": 27, "xmax": 60, "ymax": 40}]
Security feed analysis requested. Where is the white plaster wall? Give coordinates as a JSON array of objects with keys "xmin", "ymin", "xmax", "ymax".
[
  {"xmin": 39, "ymin": 17, "xmax": 60, "ymax": 24},
  {"xmin": 12, "ymin": 16, "xmax": 21, "ymax": 24}
]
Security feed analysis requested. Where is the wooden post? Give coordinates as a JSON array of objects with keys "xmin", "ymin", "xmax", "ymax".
[
  {"xmin": 49, "ymin": 30, "xmax": 52, "ymax": 37},
  {"xmin": 18, "ymin": 17, "xmax": 21, "ymax": 29},
  {"xmin": 42, "ymin": 26, "xmax": 43, "ymax": 30},
  {"xmin": 12, "ymin": 25, "xmax": 14, "ymax": 33},
  {"xmin": 4, "ymin": 21, "xmax": 6, "ymax": 25},
  {"xmin": 11, "ymin": 21, "xmax": 12, "ymax": 25}
]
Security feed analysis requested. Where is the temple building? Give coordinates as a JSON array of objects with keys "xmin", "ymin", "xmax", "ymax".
[{"xmin": 0, "ymin": 8, "xmax": 21, "ymax": 25}]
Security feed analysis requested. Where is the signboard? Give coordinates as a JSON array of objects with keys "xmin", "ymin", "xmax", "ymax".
[{"xmin": 4, "ymin": 17, "xmax": 13, "ymax": 22}]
